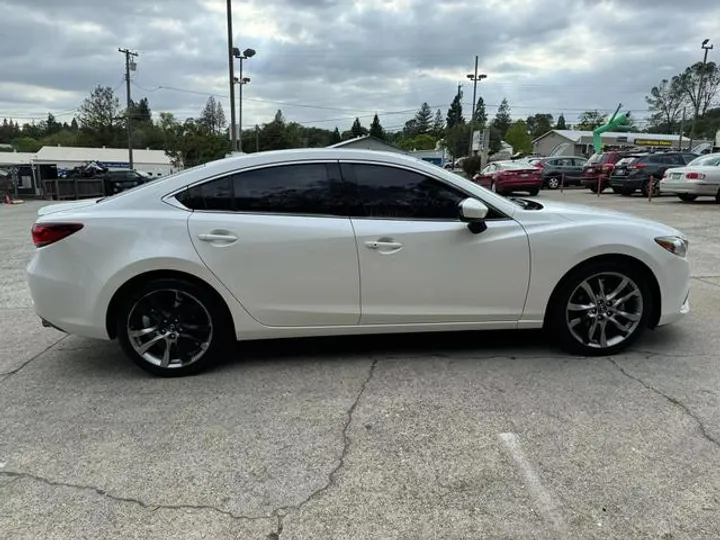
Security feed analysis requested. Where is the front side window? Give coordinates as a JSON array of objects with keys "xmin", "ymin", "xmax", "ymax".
[{"xmin": 347, "ymin": 163, "xmax": 466, "ymax": 220}]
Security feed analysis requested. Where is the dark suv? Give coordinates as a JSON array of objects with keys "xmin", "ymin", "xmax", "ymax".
[
  {"xmin": 102, "ymin": 169, "xmax": 153, "ymax": 196},
  {"xmin": 537, "ymin": 156, "xmax": 588, "ymax": 189},
  {"xmin": 580, "ymin": 151, "xmax": 634, "ymax": 193},
  {"xmin": 609, "ymin": 152, "xmax": 698, "ymax": 196}
]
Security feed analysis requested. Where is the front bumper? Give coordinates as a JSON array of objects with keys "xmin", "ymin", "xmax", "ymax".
[{"xmin": 659, "ymin": 180, "xmax": 718, "ymax": 196}]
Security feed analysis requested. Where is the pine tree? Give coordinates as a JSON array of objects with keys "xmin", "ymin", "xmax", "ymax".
[
  {"xmin": 200, "ymin": 96, "xmax": 226, "ymax": 135},
  {"xmin": 555, "ymin": 114, "xmax": 567, "ymax": 130},
  {"xmin": 330, "ymin": 127, "xmax": 342, "ymax": 144},
  {"xmin": 351, "ymin": 117, "xmax": 365, "ymax": 138},
  {"xmin": 432, "ymin": 109, "xmax": 445, "ymax": 139},
  {"xmin": 473, "ymin": 97, "xmax": 487, "ymax": 128},
  {"xmin": 446, "ymin": 92, "xmax": 465, "ymax": 129},
  {"xmin": 492, "ymin": 98, "xmax": 512, "ymax": 139},
  {"xmin": 415, "ymin": 102, "xmax": 433, "ymax": 134},
  {"xmin": 369, "ymin": 114, "xmax": 385, "ymax": 139}
]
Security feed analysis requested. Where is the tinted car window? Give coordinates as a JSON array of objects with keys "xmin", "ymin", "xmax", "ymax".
[
  {"xmin": 179, "ymin": 163, "xmax": 353, "ymax": 215},
  {"xmin": 180, "ymin": 176, "xmax": 234, "ymax": 211},
  {"xmin": 349, "ymin": 164, "xmax": 466, "ymax": 220}
]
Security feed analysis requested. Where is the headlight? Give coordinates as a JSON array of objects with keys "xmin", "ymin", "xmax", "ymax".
[{"xmin": 655, "ymin": 236, "xmax": 689, "ymax": 258}]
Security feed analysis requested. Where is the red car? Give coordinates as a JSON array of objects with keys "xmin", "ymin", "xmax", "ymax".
[
  {"xmin": 580, "ymin": 150, "xmax": 634, "ymax": 193},
  {"xmin": 472, "ymin": 160, "xmax": 543, "ymax": 196}
]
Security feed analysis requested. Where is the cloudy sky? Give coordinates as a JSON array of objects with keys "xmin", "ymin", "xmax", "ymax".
[{"xmin": 0, "ymin": 0, "xmax": 718, "ymax": 133}]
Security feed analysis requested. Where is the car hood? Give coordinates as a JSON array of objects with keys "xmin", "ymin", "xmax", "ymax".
[
  {"xmin": 37, "ymin": 198, "xmax": 101, "ymax": 216},
  {"xmin": 529, "ymin": 199, "xmax": 683, "ymax": 235}
]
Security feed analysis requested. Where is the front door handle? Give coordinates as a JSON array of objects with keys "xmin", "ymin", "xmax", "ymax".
[
  {"xmin": 197, "ymin": 231, "xmax": 238, "ymax": 243},
  {"xmin": 365, "ymin": 240, "xmax": 403, "ymax": 250}
]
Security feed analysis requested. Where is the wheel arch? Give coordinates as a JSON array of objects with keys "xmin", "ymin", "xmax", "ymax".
[
  {"xmin": 105, "ymin": 269, "xmax": 236, "ymax": 339},
  {"xmin": 543, "ymin": 253, "xmax": 662, "ymax": 330}
]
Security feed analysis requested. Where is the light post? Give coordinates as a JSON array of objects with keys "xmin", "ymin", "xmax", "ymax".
[
  {"xmin": 466, "ymin": 56, "xmax": 487, "ymax": 157},
  {"xmin": 226, "ymin": 0, "xmax": 237, "ymax": 152},
  {"xmin": 232, "ymin": 47, "xmax": 256, "ymax": 152},
  {"xmin": 691, "ymin": 39, "xmax": 714, "ymax": 146}
]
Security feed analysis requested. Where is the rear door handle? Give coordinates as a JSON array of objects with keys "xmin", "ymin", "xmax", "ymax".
[{"xmin": 197, "ymin": 232, "xmax": 238, "ymax": 243}]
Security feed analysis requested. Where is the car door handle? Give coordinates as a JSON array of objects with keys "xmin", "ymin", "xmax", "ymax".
[
  {"xmin": 197, "ymin": 232, "xmax": 238, "ymax": 243},
  {"xmin": 365, "ymin": 240, "xmax": 403, "ymax": 250}
]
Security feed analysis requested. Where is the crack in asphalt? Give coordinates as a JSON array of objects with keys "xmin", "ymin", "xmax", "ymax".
[
  {"xmin": 0, "ymin": 335, "xmax": 68, "ymax": 381},
  {"xmin": 272, "ymin": 357, "xmax": 379, "ymax": 524},
  {"xmin": 1, "ymin": 358, "xmax": 381, "ymax": 538},
  {"xmin": 607, "ymin": 358, "xmax": 720, "ymax": 449},
  {"xmin": 693, "ymin": 277, "xmax": 720, "ymax": 289},
  {"xmin": 0, "ymin": 470, "xmax": 275, "ymax": 523}
]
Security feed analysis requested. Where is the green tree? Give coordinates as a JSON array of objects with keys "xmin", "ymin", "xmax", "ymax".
[
  {"xmin": 164, "ymin": 119, "xmax": 228, "ymax": 168},
  {"xmin": 555, "ymin": 114, "xmax": 567, "ymax": 130},
  {"xmin": 432, "ymin": 109, "xmax": 445, "ymax": 139},
  {"xmin": 576, "ymin": 110, "xmax": 608, "ymax": 130},
  {"xmin": 415, "ymin": 102, "xmax": 433, "ymax": 134},
  {"xmin": 397, "ymin": 134, "xmax": 436, "ymax": 151},
  {"xmin": 525, "ymin": 113, "xmax": 554, "ymax": 139},
  {"xmin": 645, "ymin": 78, "xmax": 685, "ymax": 133},
  {"xmin": 492, "ymin": 98, "xmax": 512, "ymax": 139},
  {"xmin": 350, "ymin": 117, "xmax": 366, "ymax": 138},
  {"xmin": 504, "ymin": 120, "xmax": 533, "ymax": 154},
  {"xmin": 446, "ymin": 92, "xmax": 464, "ymax": 128},
  {"xmin": 200, "ymin": 96, "xmax": 226, "ymax": 136},
  {"xmin": 369, "ymin": 114, "xmax": 385, "ymax": 139},
  {"xmin": 472, "ymin": 97, "xmax": 487, "ymax": 127},
  {"xmin": 10, "ymin": 136, "xmax": 42, "ymax": 152},
  {"xmin": 330, "ymin": 127, "xmax": 342, "ymax": 144},
  {"xmin": 444, "ymin": 124, "xmax": 471, "ymax": 159},
  {"xmin": 677, "ymin": 61, "xmax": 720, "ymax": 120},
  {"xmin": 77, "ymin": 85, "xmax": 123, "ymax": 146},
  {"xmin": 130, "ymin": 97, "xmax": 153, "ymax": 125}
]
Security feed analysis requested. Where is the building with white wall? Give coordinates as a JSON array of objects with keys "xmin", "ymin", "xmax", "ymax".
[{"xmin": 33, "ymin": 146, "xmax": 175, "ymax": 177}]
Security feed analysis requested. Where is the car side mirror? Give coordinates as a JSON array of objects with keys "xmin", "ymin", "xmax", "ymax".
[{"xmin": 459, "ymin": 198, "xmax": 489, "ymax": 234}]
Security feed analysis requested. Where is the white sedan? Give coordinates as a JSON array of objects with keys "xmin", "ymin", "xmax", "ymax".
[
  {"xmin": 659, "ymin": 152, "xmax": 720, "ymax": 202},
  {"xmin": 27, "ymin": 149, "xmax": 691, "ymax": 376}
]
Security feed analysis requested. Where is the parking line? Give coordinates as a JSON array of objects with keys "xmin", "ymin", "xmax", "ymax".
[{"xmin": 498, "ymin": 432, "xmax": 566, "ymax": 536}]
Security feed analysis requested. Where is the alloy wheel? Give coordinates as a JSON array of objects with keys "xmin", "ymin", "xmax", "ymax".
[
  {"xmin": 547, "ymin": 177, "xmax": 560, "ymax": 189},
  {"xmin": 565, "ymin": 272, "xmax": 643, "ymax": 349},
  {"xmin": 127, "ymin": 289, "xmax": 214, "ymax": 369}
]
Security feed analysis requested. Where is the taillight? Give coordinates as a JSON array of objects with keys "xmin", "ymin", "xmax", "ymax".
[
  {"xmin": 31, "ymin": 223, "xmax": 84, "ymax": 248},
  {"xmin": 630, "ymin": 164, "xmax": 647, "ymax": 170},
  {"xmin": 686, "ymin": 172, "xmax": 706, "ymax": 180}
]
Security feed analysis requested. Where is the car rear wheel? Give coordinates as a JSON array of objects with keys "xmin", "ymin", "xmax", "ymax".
[
  {"xmin": 527, "ymin": 188, "xmax": 540, "ymax": 196},
  {"xmin": 117, "ymin": 278, "xmax": 234, "ymax": 376},
  {"xmin": 546, "ymin": 261, "xmax": 652, "ymax": 356},
  {"xmin": 641, "ymin": 178, "xmax": 660, "ymax": 198},
  {"xmin": 589, "ymin": 183, "xmax": 606, "ymax": 194},
  {"xmin": 547, "ymin": 176, "xmax": 561, "ymax": 190},
  {"xmin": 678, "ymin": 194, "xmax": 698, "ymax": 202}
]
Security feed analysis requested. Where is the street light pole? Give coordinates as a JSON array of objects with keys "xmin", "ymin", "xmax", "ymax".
[
  {"xmin": 466, "ymin": 56, "xmax": 487, "ymax": 157},
  {"xmin": 226, "ymin": 0, "xmax": 238, "ymax": 152},
  {"xmin": 691, "ymin": 39, "xmax": 714, "ymax": 147},
  {"xmin": 233, "ymin": 48, "xmax": 255, "ymax": 153}
]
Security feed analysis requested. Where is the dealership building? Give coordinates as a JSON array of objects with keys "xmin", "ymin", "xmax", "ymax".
[{"xmin": 532, "ymin": 129, "xmax": 714, "ymax": 157}]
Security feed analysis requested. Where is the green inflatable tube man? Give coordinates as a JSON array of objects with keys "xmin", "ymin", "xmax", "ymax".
[{"xmin": 593, "ymin": 107, "xmax": 632, "ymax": 154}]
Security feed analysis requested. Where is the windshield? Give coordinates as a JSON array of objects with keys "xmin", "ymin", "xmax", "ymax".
[{"xmin": 688, "ymin": 154, "xmax": 720, "ymax": 167}]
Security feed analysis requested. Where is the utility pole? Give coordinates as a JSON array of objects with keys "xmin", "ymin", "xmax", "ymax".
[
  {"xmin": 466, "ymin": 56, "xmax": 487, "ymax": 157},
  {"xmin": 118, "ymin": 48, "xmax": 138, "ymax": 169},
  {"xmin": 226, "ymin": 0, "xmax": 238, "ymax": 152},
  {"xmin": 255, "ymin": 125, "xmax": 259, "ymax": 152},
  {"xmin": 679, "ymin": 107, "xmax": 686, "ymax": 150},
  {"xmin": 691, "ymin": 39, "xmax": 714, "ymax": 148}
]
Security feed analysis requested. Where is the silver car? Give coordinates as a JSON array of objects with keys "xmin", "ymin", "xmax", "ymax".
[{"xmin": 659, "ymin": 153, "xmax": 720, "ymax": 202}]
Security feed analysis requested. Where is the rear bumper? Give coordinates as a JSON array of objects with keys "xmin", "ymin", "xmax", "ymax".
[
  {"xmin": 497, "ymin": 180, "xmax": 542, "ymax": 191},
  {"xmin": 609, "ymin": 176, "xmax": 645, "ymax": 189},
  {"xmin": 659, "ymin": 180, "xmax": 718, "ymax": 196}
]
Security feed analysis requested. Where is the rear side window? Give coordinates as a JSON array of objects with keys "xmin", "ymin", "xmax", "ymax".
[{"xmin": 177, "ymin": 163, "xmax": 354, "ymax": 216}]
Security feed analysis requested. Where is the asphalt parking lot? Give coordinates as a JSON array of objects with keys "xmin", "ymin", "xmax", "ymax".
[{"xmin": 1, "ymin": 190, "xmax": 719, "ymax": 540}]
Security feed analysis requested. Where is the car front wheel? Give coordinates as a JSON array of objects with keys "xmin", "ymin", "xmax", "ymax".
[
  {"xmin": 678, "ymin": 194, "xmax": 698, "ymax": 202},
  {"xmin": 547, "ymin": 176, "xmax": 560, "ymax": 190},
  {"xmin": 117, "ymin": 278, "xmax": 234, "ymax": 376},
  {"xmin": 546, "ymin": 261, "xmax": 653, "ymax": 356}
]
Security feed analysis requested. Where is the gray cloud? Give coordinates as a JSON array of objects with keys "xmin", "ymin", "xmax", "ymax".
[{"xmin": 0, "ymin": 0, "xmax": 718, "ymax": 132}]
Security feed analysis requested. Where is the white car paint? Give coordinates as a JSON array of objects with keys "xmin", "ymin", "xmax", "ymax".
[{"xmin": 27, "ymin": 149, "xmax": 690, "ymax": 348}]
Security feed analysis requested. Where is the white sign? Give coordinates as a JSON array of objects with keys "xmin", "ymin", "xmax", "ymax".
[{"xmin": 472, "ymin": 130, "xmax": 482, "ymax": 151}]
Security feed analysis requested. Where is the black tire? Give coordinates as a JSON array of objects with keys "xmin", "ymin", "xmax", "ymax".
[
  {"xmin": 116, "ymin": 278, "xmax": 234, "ymax": 377},
  {"xmin": 611, "ymin": 187, "xmax": 622, "ymax": 194},
  {"xmin": 589, "ymin": 182, "xmax": 606, "ymax": 194},
  {"xmin": 527, "ymin": 188, "xmax": 540, "ymax": 196},
  {"xmin": 641, "ymin": 178, "xmax": 660, "ymax": 198},
  {"xmin": 678, "ymin": 194, "xmax": 698, "ymax": 202},
  {"xmin": 716, "ymin": 189, "xmax": 720, "ymax": 204},
  {"xmin": 546, "ymin": 260, "xmax": 654, "ymax": 356},
  {"xmin": 618, "ymin": 189, "xmax": 634, "ymax": 196},
  {"xmin": 546, "ymin": 177, "xmax": 561, "ymax": 190}
]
